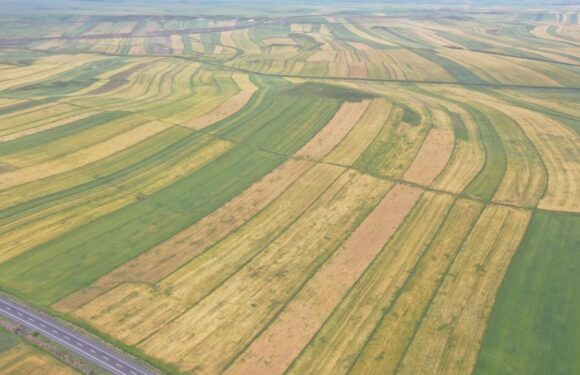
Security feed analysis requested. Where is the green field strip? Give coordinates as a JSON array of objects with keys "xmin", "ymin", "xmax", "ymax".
[
  {"xmin": 495, "ymin": 92, "xmax": 580, "ymax": 135},
  {"xmin": 484, "ymin": 104, "xmax": 548, "ymax": 207},
  {"xmin": 0, "ymin": 146, "xmax": 284, "ymax": 305},
  {"xmin": 201, "ymin": 32, "xmax": 221, "ymax": 54},
  {"xmin": 474, "ymin": 211, "xmax": 580, "ymax": 375},
  {"xmin": 526, "ymin": 63, "xmax": 580, "ymax": 88},
  {"xmin": 252, "ymin": 24, "xmax": 290, "ymax": 42},
  {"xmin": 435, "ymin": 30, "xmax": 495, "ymax": 51},
  {"xmin": 330, "ymin": 22, "xmax": 388, "ymax": 49},
  {"xmin": 208, "ymin": 79, "xmax": 344, "ymax": 155},
  {"xmin": 0, "ymin": 85, "xmax": 342, "ymax": 304},
  {"xmin": 354, "ymin": 103, "xmax": 430, "ymax": 179},
  {"xmin": 286, "ymin": 191, "xmax": 447, "ymax": 375},
  {"xmin": 347, "ymin": 197, "xmax": 484, "ymax": 374},
  {"xmin": 181, "ymin": 34, "xmax": 193, "ymax": 55},
  {"xmin": 0, "ymin": 105, "xmax": 87, "ymax": 137},
  {"xmin": 370, "ymin": 27, "xmax": 425, "ymax": 48},
  {"xmin": 1, "ymin": 58, "xmax": 128, "ymax": 99},
  {"xmin": 2, "ymin": 114, "xmax": 148, "ymax": 168},
  {"xmin": 412, "ymin": 49, "xmax": 486, "ymax": 84},
  {"xmin": 0, "ymin": 98, "xmax": 54, "ymax": 116},
  {"xmin": 0, "ymin": 328, "xmax": 19, "ymax": 355},
  {"xmin": 463, "ymin": 105, "xmax": 507, "ymax": 201},
  {"xmin": 0, "ymin": 126, "xmax": 193, "ymax": 216},
  {"xmin": 0, "ymin": 129, "xmax": 211, "ymax": 226},
  {"xmin": 450, "ymin": 112, "xmax": 469, "ymax": 141},
  {"xmin": 0, "ymin": 111, "xmax": 130, "ymax": 161}
]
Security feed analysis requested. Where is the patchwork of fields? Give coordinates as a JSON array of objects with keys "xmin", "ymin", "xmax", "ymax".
[{"xmin": 0, "ymin": 1, "xmax": 578, "ymax": 374}]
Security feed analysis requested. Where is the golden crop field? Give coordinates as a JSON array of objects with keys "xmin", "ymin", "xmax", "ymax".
[
  {"xmin": 0, "ymin": 1, "xmax": 578, "ymax": 374},
  {"xmin": 0, "ymin": 328, "xmax": 79, "ymax": 375}
]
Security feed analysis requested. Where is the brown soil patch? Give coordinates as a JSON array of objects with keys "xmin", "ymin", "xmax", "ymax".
[
  {"xmin": 54, "ymin": 158, "xmax": 314, "ymax": 312},
  {"xmin": 225, "ymin": 183, "xmax": 422, "ymax": 375},
  {"xmin": 349, "ymin": 63, "xmax": 367, "ymax": 78},
  {"xmin": 295, "ymin": 100, "xmax": 370, "ymax": 161},
  {"xmin": 403, "ymin": 128, "xmax": 454, "ymax": 186}
]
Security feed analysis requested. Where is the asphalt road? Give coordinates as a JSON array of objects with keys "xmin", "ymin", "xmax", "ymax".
[{"xmin": 0, "ymin": 297, "xmax": 154, "ymax": 375}]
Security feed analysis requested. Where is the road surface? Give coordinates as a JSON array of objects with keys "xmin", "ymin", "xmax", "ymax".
[{"xmin": 0, "ymin": 297, "xmax": 154, "ymax": 375}]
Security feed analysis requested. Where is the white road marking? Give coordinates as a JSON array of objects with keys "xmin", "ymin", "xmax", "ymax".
[{"xmin": 0, "ymin": 298, "xmax": 151, "ymax": 375}]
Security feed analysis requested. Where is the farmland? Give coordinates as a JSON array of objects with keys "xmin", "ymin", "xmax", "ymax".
[
  {"xmin": 0, "ymin": 327, "xmax": 79, "ymax": 374},
  {"xmin": 0, "ymin": 1, "xmax": 578, "ymax": 374}
]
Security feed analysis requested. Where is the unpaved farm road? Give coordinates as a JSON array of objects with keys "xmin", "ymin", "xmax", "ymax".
[{"xmin": 0, "ymin": 297, "xmax": 154, "ymax": 375}]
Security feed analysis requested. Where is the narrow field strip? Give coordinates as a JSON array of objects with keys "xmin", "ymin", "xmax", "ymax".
[
  {"xmin": 295, "ymin": 99, "xmax": 370, "ymax": 161},
  {"xmin": 54, "ymin": 97, "xmax": 360, "ymax": 313},
  {"xmin": 403, "ymin": 126, "xmax": 454, "ymax": 186},
  {"xmin": 225, "ymin": 183, "xmax": 421, "ymax": 375},
  {"xmin": 346, "ymin": 198, "xmax": 484, "ymax": 374},
  {"xmin": 286, "ymin": 191, "xmax": 454, "ymax": 375},
  {"xmin": 397, "ymin": 205, "xmax": 531, "ymax": 375},
  {"xmin": 324, "ymin": 99, "xmax": 392, "ymax": 166},
  {"xmin": 0, "ymin": 120, "xmax": 171, "ymax": 191},
  {"xmin": 0, "ymin": 102, "xmax": 84, "ymax": 136},
  {"xmin": 0, "ymin": 126, "xmax": 191, "ymax": 213},
  {"xmin": 70, "ymin": 163, "xmax": 344, "ymax": 346},
  {"xmin": 489, "ymin": 102, "xmax": 579, "ymax": 212},
  {"xmin": 139, "ymin": 171, "xmax": 390, "ymax": 373},
  {"xmin": 354, "ymin": 101, "xmax": 431, "ymax": 179},
  {"xmin": 54, "ymin": 158, "xmax": 314, "ymax": 312},
  {"xmin": 0, "ymin": 137, "xmax": 233, "ymax": 264},
  {"xmin": 182, "ymin": 74, "xmax": 258, "ymax": 130},
  {"xmin": 0, "ymin": 110, "xmax": 98, "ymax": 142},
  {"xmin": 1, "ymin": 112, "xmax": 141, "ymax": 168}
]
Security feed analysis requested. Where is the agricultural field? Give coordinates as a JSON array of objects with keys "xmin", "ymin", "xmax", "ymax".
[
  {"xmin": 0, "ymin": 0, "xmax": 578, "ymax": 374},
  {"xmin": 0, "ymin": 327, "xmax": 79, "ymax": 375}
]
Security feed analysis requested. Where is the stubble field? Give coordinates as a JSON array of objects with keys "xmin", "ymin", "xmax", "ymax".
[{"xmin": 0, "ymin": 1, "xmax": 578, "ymax": 374}]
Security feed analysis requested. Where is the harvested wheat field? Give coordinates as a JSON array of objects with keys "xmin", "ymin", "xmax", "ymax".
[{"xmin": 0, "ymin": 1, "xmax": 578, "ymax": 375}]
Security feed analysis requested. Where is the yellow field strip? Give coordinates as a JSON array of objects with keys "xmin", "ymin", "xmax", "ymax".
[
  {"xmin": 182, "ymin": 74, "xmax": 258, "ymax": 129},
  {"xmin": 287, "ymin": 191, "xmax": 454, "ymax": 375},
  {"xmin": 0, "ymin": 137, "xmax": 233, "ymax": 265},
  {"xmin": 69, "ymin": 164, "xmax": 346, "ymax": 346},
  {"xmin": 346, "ymin": 198, "xmax": 483, "ymax": 374},
  {"xmin": 139, "ymin": 171, "xmax": 390, "ymax": 373},
  {"xmin": 0, "ymin": 111, "xmax": 98, "ymax": 142},
  {"xmin": 493, "ymin": 103, "xmax": 579, "ymax": 212},
  {"xmin": 431, "ymin": 106, "xmax": 485, "ymax": 194},
  {"xmin": 403, "ymin": 126, "xmax": 454, "ymax": 186},
  {"xmin": 397, "ymin": 205, "xmax": 531, "ymax": 375},
  {"xmin": 225, "ymin": 183, "xmax": 422, "ymax": 375},
  {"xmin": 324, "ymin": 99, "xmax": 392, "ymax": 166},
  {"xmin": 295, "ymin": 100, "xmax": 370, "ymax": 161},
  {"xmin": 0, "ymin": 120, "xmax": 171, "ymax": 191}
]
